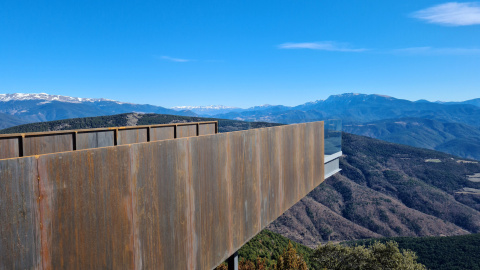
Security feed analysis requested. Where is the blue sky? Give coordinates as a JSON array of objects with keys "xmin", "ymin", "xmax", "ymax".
[{"xmin": 1, "ymin": 0, "xmax": 479, "ymax": 108}]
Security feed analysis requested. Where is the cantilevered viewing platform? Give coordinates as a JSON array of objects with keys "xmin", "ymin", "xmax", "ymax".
[{"xmin": 0, "ymin": 120, "xmax": 341, "ymax": 270}]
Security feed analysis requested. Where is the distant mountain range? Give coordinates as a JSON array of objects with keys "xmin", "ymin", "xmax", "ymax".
[
  {"xmin": 0, "ymin": 93, "xmax": 195, "ymax": 129},
  {"xmin": 210, "ymin": 93, "xmax": 480, "ymax": 126},
  {"xmin": 3, "ymin": 93, "xmax": 480, "ymax": 127},
  {"xmin": 2, "ymin": 92, "xmax": 480, "ymax": 161}
]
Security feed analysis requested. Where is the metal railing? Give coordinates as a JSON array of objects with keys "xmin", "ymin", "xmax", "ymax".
[{"xmin": 0, "ymin": 121, "xmax": 218, "ymax": 160}]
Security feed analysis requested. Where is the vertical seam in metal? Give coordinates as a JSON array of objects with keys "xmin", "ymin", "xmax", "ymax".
[
  {"xmin": 35, "ymin": 155, "xmax": 46, "ymax": 270},
  {"xmin": 128, "ymin": 144, "xmax": 137, "ymax": 270}
]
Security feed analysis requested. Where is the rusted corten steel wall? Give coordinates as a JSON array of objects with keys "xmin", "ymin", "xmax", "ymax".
[
  {"xmin": 0, "ymin": 121, "xmax": 217, "ymax": 160},
  {"xmin": 0, "ymin": 121, "xmax": 324, "ymax": 270}
]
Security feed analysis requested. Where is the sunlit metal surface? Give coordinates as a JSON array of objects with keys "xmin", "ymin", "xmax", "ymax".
[{"xmin": 0, "ymin": 121, "xmax": 328, "ymax": 270}]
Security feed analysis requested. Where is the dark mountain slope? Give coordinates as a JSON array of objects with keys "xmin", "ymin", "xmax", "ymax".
[
  {"xmin": 0, "ymin": 113, "xmax": 281, "ymax": 134},
  {"xmin": 344, "ymin": 117, "xmax": 480, "ymax": 160},
  {"xmin": 0, "ymin": 112, "xmax": 28, "ymax": 129},
  {"xmin": 269, "ymin": 133, "xmax": 480, "ymax": 247}
]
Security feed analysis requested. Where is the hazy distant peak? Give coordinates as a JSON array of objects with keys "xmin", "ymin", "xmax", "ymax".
[
  {"xmin": 0, "ymin": 93, "xmax": 122, "ymax": 104},
  {"xmin": 252, "ymin": 104, "xmax": 272, "ymax": 108},
  {"xmin": 171, "ymin": 105, "xmax": 240, "ymax": 110},
  {"xmin": 329, "ymin": 93, "xmax": 393, "ymax": 98},
  {"xmin": 302, "ymin": 99, "xmax": 324, "ymax": 105},
  {"xmin": 415, "ymin": 99, "xmax": 432, "ymax": 103}
]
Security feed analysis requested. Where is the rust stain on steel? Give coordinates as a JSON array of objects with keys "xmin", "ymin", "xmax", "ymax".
[
  {"xmin": 76, "ymin": 131, "xmax": 115, "ymax": 150},
  {"xmin": 37, "ymin": 148, "xmax": 135, "ymax": 269},
  {"xmin": 176, "ymin": 125, "xmax": 197, "ymax": 138},
  {"xmin": 0, "ymin": 156, "xmax": 42, "ymax": 269},
  {"xmin": 0, "ymin": 121, "xmax": 325, "ymax": 270},
  {"xmin": 132, "ymin": 138, "xmax": 200, "ymax": 269},
  {"xmin": 150, "ymin": 126, "xmax": 175, "ymax": 141},
  {"xmin": 24, "ymin": 134, "xmax": 74, "ymax": 157},
  {"xmin": 198, "ymin": 123, "xmax": 216, "ymax": 135},
  {"xmin": 118, "ymin": 128, "xmax": 148, "ymax": 145},
  {"xmin": 0, "ymin": 137, "xmax": 20, "ymax": 159}
]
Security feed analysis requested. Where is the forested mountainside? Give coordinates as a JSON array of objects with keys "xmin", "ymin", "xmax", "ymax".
[
  {"xmin": 352, "ymin": 233, "xmax": 480, "ymax": 270},
  {"xmin": 3, "ymin": 114, "xmax": 480, "ymax": 257},
  {"xmin": 0, "ymin": 112, "xmax": 281, "ymax": 134},
  {"xmin": 344, "ymin": 117, "xmax": 480, "ymax": 161},
  {"xmin": 241, "ymin": 230, "xmax": 480, "ymax": 270},
  {"xmin": 269, "ymin": 133, "xmax": 480, "ymax": 247}
]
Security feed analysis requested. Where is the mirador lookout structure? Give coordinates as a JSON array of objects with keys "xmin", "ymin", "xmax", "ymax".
[{"xmin": 0, "ymin": 120, "xmax": 341, "ymax": 269}]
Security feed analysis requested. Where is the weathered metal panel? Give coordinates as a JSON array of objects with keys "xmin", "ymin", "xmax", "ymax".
[
  {"xmin": 76, "ymin": 131, "xmax": 115, "ymax": 150},
  {"xmin": 118, "ymin": 128, "xmax": 148, "ymax": 145},
  {"xmin": 176, "ymin": 125, "xmax": 197, "ymax": 138},
  {"xmin": 191, "ymin": 134, "xmax": 233, "ymax": 268},
  {"xmin": 131, "ymin": 138, "xmax": 193, "ymax": 270},
  {"xmin": 198, "ymin": 123, "xmax": 216, "ymax": 135},
  {"xmin": 0, "ymin": 137, "xmax": 20, "ymax": 159},
  {"xmin": 314, "ymin": 122, "xmax": 325, "ymax": 186},
  {"xmin": 24, "ymin": 134, "xmax": 74, "ymax": 156},
  {"xmin": 258, "ymin": 127, "xmax": 272, "ymax": 228},
  {"xmin": 0, "ymin": 156, "xmax": 41, "ymax": 270},
  {"xmin": 37, "ymin": 147, "xmax": 135, "ymax": 270},
  {"xmin": 241, "ymin": 129, "xmax": 262, "ymax": 244},
  {"xmin": 150, "ymin": 126, "xmax": 175, "ymax": 141}
]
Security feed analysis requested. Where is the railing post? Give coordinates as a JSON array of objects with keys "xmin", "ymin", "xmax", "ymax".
[
  {"xmin": 72, "ymin": 131, "xmax": 77, "ymax": 151},
  {"xmin": 19, "ymin": 135, "xmax": 25, "ymax": 157},
  {"xmin": 227, "ymin": 251, "xmax": 238, "ymax": 270},
  {"xmin": 114, "ymin": 128, "xmax": 118, "ymax": 145}
]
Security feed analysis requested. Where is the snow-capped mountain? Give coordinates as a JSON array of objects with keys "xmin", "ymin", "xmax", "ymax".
[
  {"xmin": 0, "ymin": 93, "xmax": 119, "ymax": 103},
  {"xmin": 0, "ymin": 93, "xmax": 196, "ymax": 129},
  {"xmin": 171, "ymin": 105, "xmax": 242, "ymax": 116}
]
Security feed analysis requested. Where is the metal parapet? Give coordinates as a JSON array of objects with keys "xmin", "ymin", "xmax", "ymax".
[
  {"xmin": 0, "ymin": 121, "xmax": 333, "ymax": 270},
  {"xmin": 0, "ymin": 121, "xmax": 218, "ymax": 160}
]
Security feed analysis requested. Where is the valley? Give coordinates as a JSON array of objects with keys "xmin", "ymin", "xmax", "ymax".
[{"xmin": 3, "ymin": 112, "xmax": 480, "ymax": 251}]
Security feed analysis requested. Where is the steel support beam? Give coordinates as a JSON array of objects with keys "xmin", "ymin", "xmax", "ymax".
[{"xmin": 227, "ymin": 252, "xmax": 238, "ymax": 270}]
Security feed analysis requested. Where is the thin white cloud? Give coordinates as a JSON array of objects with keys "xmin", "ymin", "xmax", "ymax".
[
  {"xmin": 278, "ymin": 41, "xmax": 367, "ymax": 52},
  {"xmin": 160, "ymin": 56, "xmax": 193, "ymax": 62},
  {"xmin": 393, "ymin": 46, "xmax": 480, "ymax": 55},
  {"xmin": 411, "ymin": 2, "xmax": 480, "ymax": 26}
]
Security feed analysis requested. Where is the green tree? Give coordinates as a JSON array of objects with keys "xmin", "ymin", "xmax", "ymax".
[{"xmin": 312, "ymin": 241, "xmax": 426, "ymax": 270}]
